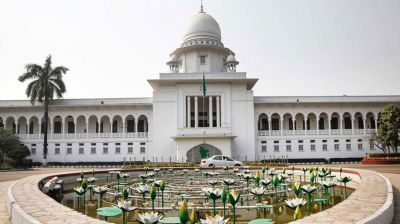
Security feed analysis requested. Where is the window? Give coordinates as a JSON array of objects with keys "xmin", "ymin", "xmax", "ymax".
[
  {"xmin": 286, "ymin": 145, "xmax": 291, "ymax": 152},
  {"xmin": 370, "ymin": 143, "xmax": 375, "ymax": 150},
  {"xmin": 79, "ymin": 143, "xmax": 84, "ymax": 146},
  {"xmin": 140, "ymin": 147, "xmax": 146, "ymax": 153},
  {"xmin": 346, "ymin": 139, "xmax": 351, "ymax": 143},
  {"xmin": 103, "ymin": 143, "xmax": 108, "ymax": 146},
  {"xmin": 311, "ymin": 145, "xmax": 316, "ymax": 151},
  {"xmin": 55, "ymin": 143, "xmax": 60, "ymax": 146},
  {"xmin": 55, "ymin": 148, "xmax": 60, "ymax": 154},
  {"xmin": 140, "ymin": 142, "xmax": 146, "ymax": 146},
  {"xmin": 298, "ymin": 145, "xmax": 304, "ymax": 151},
  {"xmin": 274, "ymin": 145, "xmax": 279, "ymax": 152},
  {"xmin": 286, "ymin": 140, "xmax": 291, "ymax": 143},
  {"xmin": 91, "ymin": 143, "xmax": 96, "ymax": 146},
  {"xmin": 298, "ymin": 140, "xmax": 303, "ymax": 143},
  {"xmin": 322, "ymin": 144, "xmax": 328, "ymax": 151},
  {"xmin": 273, "ymin": 140, "xmax": 279, "ymax": 144},
  {"xmin": 346, "ymin": 144, "xmax": 351, "ymax": 151},
  {"xmin": 261, "ymin": 141, "xmax": 266, "ymax": 144},
  {"xmin": 358, "ymin": 139, "xmax": 362, "ymax": 142},
  {"xmin": 115, "ymin": 147, "xmax": 121, "ymax": 154},
  {"xmin": 67, "ymin": 148, "xmax": 72, "ymax": 154},
  {"xmin": 67, "ymin": 143, "xmax": 72, "ymax": 146},
  {"xmin": 103, "ymin": 147, "xmax": 108, "ymax": 154},
  {"xmin": 358, "ymin": 144, "xmax": 363, "ymax": 151},
  {"xmin": 322, "ymin": 140, "xmax": 327, "ymax": 143},
  {"xmin": 334, "ymin": 139, "xmax": 339, "ymax": 143},
  {"xmin": 91, "ymin": 148, "xmax": 96, "ymax": 154},
  {"xmin": 261, "ymin": 145, "xmax": 267, "ymax": 152},
  {"xmin": 115, "ymin": 142, "xmax": 121, "ymax": 146},
  {"xmin": 334, "ymin": 144, "xmax": 340, "ymax": 151},
  {"xmin": 128, "ymin": 142, "xmax": 133, "ymax": 146},
  {"xmin": 79, "ymin": 148, "xmax": 84, "ymax": 154},
  {"xmin": 199, "ymin": 55, "xmax": 206, "ymax": 65},
  {"xmin": 310, "ymin": 140, "xmax": 315, "ymax": 143},
  {"xmin": 31, "ymin": 144, "xmax": 36, "ymax": 146},
  {"xmin": 31, "ymin": 148, "xmax": 36, "ymax": 154},
  {"xmin": 128, "ymin": 147, "xmax": 133, "ymax": 153}
]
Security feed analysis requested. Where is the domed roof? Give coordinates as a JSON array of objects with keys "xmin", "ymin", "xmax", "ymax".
[
  {"xmin": 226, "ymin": 53, "xmax": 236, "ymax": 62},
  {"xmin": 183, "ymin": 11, "xmax": 221, "ymax": 43}
]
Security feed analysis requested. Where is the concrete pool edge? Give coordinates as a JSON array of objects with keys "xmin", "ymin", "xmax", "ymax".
[{"xmin": 6, "ymin": 168, "xmax": 393, "ymax": 224}]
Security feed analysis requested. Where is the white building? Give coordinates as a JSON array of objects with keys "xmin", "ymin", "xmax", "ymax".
[{"xmin": 1, "ymin": 8, "xmax": 399, "ymax": 164}]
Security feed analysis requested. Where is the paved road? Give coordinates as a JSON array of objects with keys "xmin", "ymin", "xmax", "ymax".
[{"xmin": 0, "ymin": 165, "xmax": 399, "ymax": 223}]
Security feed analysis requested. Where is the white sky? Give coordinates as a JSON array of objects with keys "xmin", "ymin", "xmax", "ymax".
[{"xmin": 0, "ymin": 0, "xmax": 399, "ymax": 100}]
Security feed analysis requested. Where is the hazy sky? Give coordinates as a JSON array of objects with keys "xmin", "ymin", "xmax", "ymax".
[{"xmin": 0, "ymin": 0, "xmax": 399, "ymax": 100}]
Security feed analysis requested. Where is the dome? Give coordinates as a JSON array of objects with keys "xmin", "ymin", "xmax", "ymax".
[
  {"xmin": 183, "ymin": 11, "xmax": 221, "ymax": 43},
  {"xmin": 226, "ymin": 53, "xmax": 236, "ymax": 62}
]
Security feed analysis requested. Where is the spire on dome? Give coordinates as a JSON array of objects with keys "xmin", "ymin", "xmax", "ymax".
[{"xmin": 200, "ymin": 0, "xmax": 204, "ymax": 12}]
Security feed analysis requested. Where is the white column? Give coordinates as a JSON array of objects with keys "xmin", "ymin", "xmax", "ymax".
[
  {"xmin": 328, "ymin": 118, "xmax": 331, "ymax": 135},
  {"xmin": 39, "ymin": 121, "xmax": 42, "ymax": 135},
  {"xmin": 86, "ymin": 120, "xmax": 89, "ymax": 137},
  {"xmin": 316, "ymin": 118, "xmax": 319, "ymax": 135},
  {"xmin": 97, "ymin": 119, "xmax": 100, "ymax": 138},
  {"xmin": 304, "ymin": 118, "xmax": 307, "ymax": 135},
  {"xmin": 280, "ymin": 119, "xmax": 284, "ymax": 136},
  {"xmin": 374, "ymin": 119, "xmax": 378, "ymax": 132},
  {"xmin": 363, "ymin": 118, "xmax": 367, "ymax": 134},
  {"xmin": 216, "ymin": 96, "xmax": 220, "ymax": 127},
  {"xmin": 27, "ymin": 122, "xmax": 30, "ymax": 135},
  {"xmin": 340, "ymin": 118, "xmax": 343, "ymax": 135},
  {"xmin": 61, "ymin": 121, "xmax": 64, "ymax": 135},
  {"xmin": 187, "ymin": 96, "xmax": 191, "ymax": 128},
  {"xmin": 194, "ymin": 96, "xmax": 198, "ymax": 128},
  {"xmin": 15, "ymin": 121, "xmax": 19, "ymax": 134},
  {"xmin": 268, "ymin": 119, "xmax": 271, "ymax": 135},
  {"xmin": 74, "ymin": 119, "xmax": 77, "ymax": 134},
  {"xmin": 292, "ymin": 119, "xmax": 296, "ymax": 135},
  {"xmin": 122, "ymin": 121, "xmax": 126, "ymax": 137},
  {"xmin": 209, "ymin": 96, "xmax": 213, "ymax": 128},
  {"xmin": 351, "ymin": 118, "xmax": 355, "ymax": 134}
]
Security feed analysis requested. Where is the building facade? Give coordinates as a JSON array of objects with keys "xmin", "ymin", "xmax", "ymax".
[{"xmin": 1, "ymin": 8, "xmax": 399, "ymax": 164}]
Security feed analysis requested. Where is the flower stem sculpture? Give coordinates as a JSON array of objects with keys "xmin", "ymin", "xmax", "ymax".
[
  {"xmin": 179, "ymin": 201, "xmax": 189, "ymax": 224},
  {"xmin": 222, "ymin": 178, "xmax": 236, "ymax": 190},
  {"xmin": 284, "ymin": 198, "xmax": 307, "ymax": 221},
  {"xmin": 272, "ymin": 175, "xmax": 279, "ymax": 202},
  {"xmin": 260, "ymin": 178, "xmax": 271, "ymax": 190},
  {"xmin": 254, "ymin": 172, "xmax": 261, "ymax": 187},
  {"xmin": 301, "ymin": 185, "xmax": 317, "ymax": 215},
  {"xmin": 249, "ymin": 186, "xmax": 265, "ymax": 203},
  {"xmin": 337, "ymin": 176, "xmax": 352, "ymax": 198},
  {"xmin": 117, "ymin": 199, "xmax": 136, "ymax": 224},
  {"xmin": 159, "ymin": 180, "xmax": 165, "ymax": 207},
  {"xmin": 301, "ymin": 167, "xmax": 308, "ymax": 182},
  {"xmin": 150, "ymin": 185, "xmax": 157, "ymax": 211},
  {"xmin": 228, "ymin": 190, "xmax": 240, "ymax": 224},
  {"xmin": 292, "ymin": 181, "xmax": 302, "ymax": 197},
  {"xmin": 203, "ymin": 187, "xmax": 221, "ymax": 216},
  {"xmin": 221, "ymin": 187, "xmax": 228, "ymax": 217},
  {"xmin": 93, "ymin": 186, "xmax": 109, "ymax": 208},
  {"xmin": 136, "ymin": 184, "xmax": 150, "ymax": 205},
  {"xmin": 243, "ymin": 174, "xmax": 253, "ymax": 187},
  {"xmin": 261, "ymin": 167, "xmax": 266, "ymax": 179},
  {"xmin": 189, "ymin": 208, "xmax": 197, "ymax": 224}
]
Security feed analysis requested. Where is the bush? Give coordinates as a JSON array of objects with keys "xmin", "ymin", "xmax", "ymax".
[
  {"xmin": 368, "ymin": 153, "xmax": 400, "ymax": 158},
  {"xmin": 7, "ymin": 145, "xmax": 30, "ymax": 166}
]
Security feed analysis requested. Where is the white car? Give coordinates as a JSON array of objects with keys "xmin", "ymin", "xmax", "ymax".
[{"xmin": 200, "ymin": 155, "xmax": 243, "ymax": 168}]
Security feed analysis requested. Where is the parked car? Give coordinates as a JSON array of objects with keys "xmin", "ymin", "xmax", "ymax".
[{"xmin": 200, "ymin": 155, "xmax": 243, "ymax": 168}]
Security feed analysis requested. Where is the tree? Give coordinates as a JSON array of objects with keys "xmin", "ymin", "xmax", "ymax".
[
  {"xmin": 18, "ymin": 55, "xmax": 68, "ymax": 165},
  {"xmin": 7, "ymin": 145, "xmax": 31, "ymax": 166},
  {"xmin": 370, "ymin": 104, "xmax": 400, "ymax": 154},
  {"xmin": 0, "ymin": 128, "xmax": 22, "ymax": 163}
]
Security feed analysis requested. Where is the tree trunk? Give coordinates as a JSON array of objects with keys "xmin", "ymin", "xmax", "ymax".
[{"xmin": 43, "ymin": 81, "xmax": 49, "ymax": 165}]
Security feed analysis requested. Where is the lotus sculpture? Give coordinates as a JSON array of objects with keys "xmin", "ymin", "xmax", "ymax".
[
  {"xmin": 301, "ymin": 185, "xmax": 317, "ymax": 215},
  {"xmin": 203, "ymin": 187, "xmax": 222, "ymax": 215},
  {"xmin": 337, "ymin": 176, "xmax": 352, "ymax": 198},
  {"xmin": 93, "ymin": 186, "xmax": 109, "ymax": 207},
  {"xmin": 137, "ymin": 211, "xmax": 163, "ymax": 224},
  {"xmin": 200, "ymin": 214, "xmax": 229, "ymax": 224},
  {"xmin": 208, "ymin": 179, "xmax": 219, "ymax": 187},
  {"xmin": 228, "ymin": 190, "xmax": 240, "ymax": 224},
  {"xmin": 222, "ymin": 178, "xmax": 236, "ymax": 189},
  {"xmin": 260, "ymin": 178, "xmax": 271, "ymax": 189},
  {"xmin": 249, "ymin": 186, "xmax": 265, "ymax": 203}
]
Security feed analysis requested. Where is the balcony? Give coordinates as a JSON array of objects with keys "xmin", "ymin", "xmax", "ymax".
[
  {"xmin": 257, "ymin": 129, "xmax": 375, "ymax": 137},
  {"xmin": 17, "ymin": 132, "xmax": 149, "ymax": 139}
]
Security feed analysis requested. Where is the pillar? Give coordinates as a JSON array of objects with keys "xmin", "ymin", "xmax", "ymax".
[
  {"xmin": 351, "ymin": 118, "xmax": 355, "ymax": 134},
  {"xmin": 316, "ymin": 117, "xmax": 319, "ymax": 135},
  {"xmin": 209, "ymin": 96, "xmax": 213, "ymax": 128},
  {"xmin": 292, "ymin": 119, "xmax": 296, "ymax": 135},
  {"xmin": 216, "ymin": 96, "xmax": 220, "ymax": 127},
  {"xmin": 374, "ymin": 119, "xmax": 378, "ymax": 133},
  {"xmin": 340, "ymin": 118, "xmax": 343, "ymax": 135},
  {"xmin": 187, "ymin": 96, "xmax": 191, "ymax": 128},
  {"xmin": 86, "ymin": 120, "xmax": 89, "ymax": 137},
  {"xmin": 328, "ymin": 118, "xmax": 331, "ymax": 135},
  {"xmin": 304, "ymin": 118, "xmax": 307, "ymax": 135},
  {"xmin": 363, "ymin": 118, "xmax": 366, "ymax": 134},
  {"xmin": 27, "ymin": 122, "xmax": 30, "ymax": 135},
  {"xmin": 194, "ymin": 96, "xmax": 198, "ymax": 128},
  {"xmin": 280, "ymin": 119, "xmax": 284, "ymax": 136},
  {"xmin": 268, "ymin": 119, "xmax": 271, "ymax": 134},
  {"xmin": 74, "ymin": 118, "xmax": 77, "ymax": 134}
]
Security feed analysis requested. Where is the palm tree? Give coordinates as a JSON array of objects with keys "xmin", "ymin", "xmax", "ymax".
[{"xmin": 18, "ymin": 55, "xmax": 68, "ymax": 165}]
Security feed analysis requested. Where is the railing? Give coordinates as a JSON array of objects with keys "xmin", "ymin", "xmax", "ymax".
[
  {"xmin": 17, "ymin": 132, "xmax": 149, "ymax": 139},
  {"xmin": 257, "ymin": 129, "xmax": 376, "ymax": 137}
]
